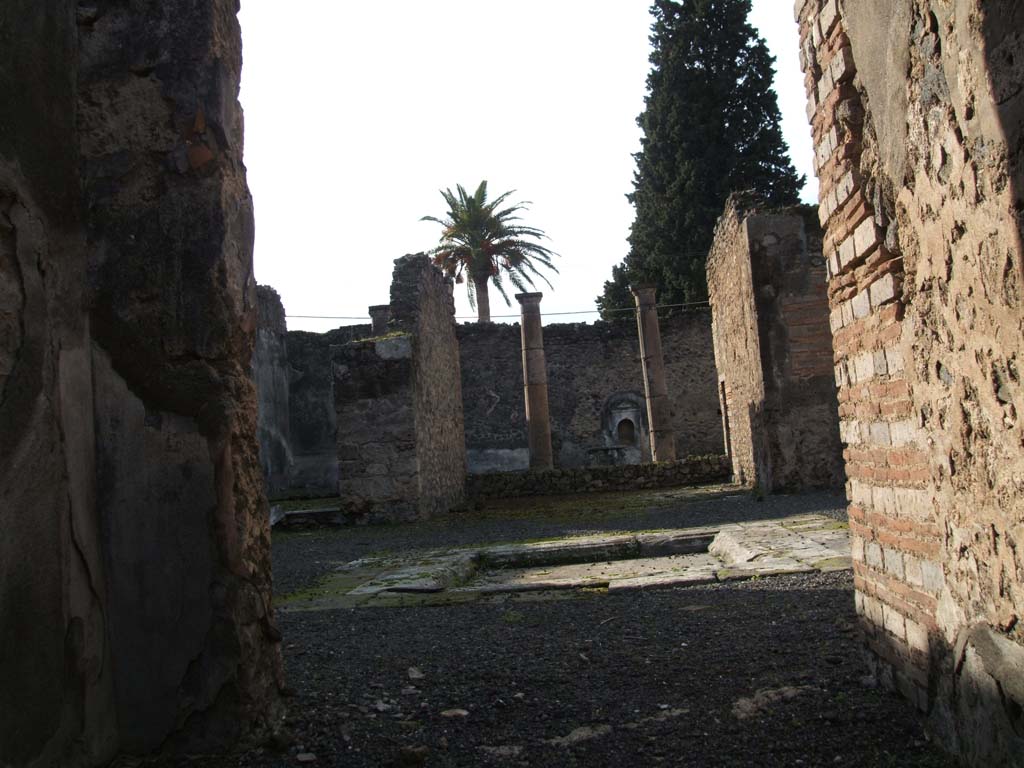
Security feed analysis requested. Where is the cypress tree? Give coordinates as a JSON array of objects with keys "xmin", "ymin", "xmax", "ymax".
[{"xmin": 598, "ymin": 0, "xmax": 803, "ymax": 314}]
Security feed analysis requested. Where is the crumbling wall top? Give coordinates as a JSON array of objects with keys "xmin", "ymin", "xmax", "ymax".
[
  {"xmin": 257, "ymin": 284, "xmax": 287, "ymax": 334},
  {"xmin": 389, "ymin": 253, "xmax": 452, "ymax": 330}
]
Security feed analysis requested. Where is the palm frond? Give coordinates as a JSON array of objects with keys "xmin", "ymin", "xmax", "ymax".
[
  {"xmin": 421, "ymin": 180, "xmax": 559, "ymax": 317},
  {"xmin": 490, "ymin": 270, "xmax": 512, "ymax": 306}
]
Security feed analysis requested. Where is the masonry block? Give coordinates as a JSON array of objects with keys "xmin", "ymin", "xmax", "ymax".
[
  {"xmin": 818, "ymin": 0, "xmax": 839, "ymax": 36},
  {"xmin": 869, "ymin": 273, "xmax": 899, "ymax": 306},
  {"xmin": 852, "ymin": 290, "xmax": 871, "ymax": 319}
]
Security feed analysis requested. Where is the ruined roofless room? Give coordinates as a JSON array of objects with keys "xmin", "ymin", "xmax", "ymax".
[{"xmin": 2, "ymin": 1, "xmax": 1023, "ymax": 766}]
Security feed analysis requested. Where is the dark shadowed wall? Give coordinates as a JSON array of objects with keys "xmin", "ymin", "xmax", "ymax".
[
  {"xmin": 279, "ymin": 324, "xmax": 370, "ymax": 498},
  {"xmin": 0, "ymin": 3, "xmax": 283, "ymax": 764},
  {"xmin": 254, "ymin": 286, "xmax": 291, "ymax": 496}
]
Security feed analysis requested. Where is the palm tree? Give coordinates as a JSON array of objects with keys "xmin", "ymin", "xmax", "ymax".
[{"xmin": 421, "ymin": 181, "xmax": 558, "ymax": 323}]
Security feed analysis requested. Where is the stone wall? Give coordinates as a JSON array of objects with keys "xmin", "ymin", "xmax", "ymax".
[
  {"xmin": 333, "ymin": 334, "xmax": 419, "ymax": 521},
  {"xmin": 467, "ymin": 455, "xmax": 730, "ymax": 499},
  {"xmin": 285, "ymin": 323, "xmax": 370, "ymax": 497},
  {"xmin": 257, "ymin": 295, "xmax": 719, "ymax": 488},
  {"xmin": 254, "ymin": 286, "xmax": 291, "ymax": 496},
  {"xmin": 457, "ymin": 312, "xmax": 722, "ymax": 473},
  {"xmin": 798, "ymin": 0, "xmax": 1024, "ymax": 763},
  {"xmin": 332, "ymin": 255, "xmax": 466, "ymax": 522},
  {"xmin": 706, "ymin": 201, "xmax": 764, "ymax": 488},
  {"xmin": 708, "ymin": 195, "xmax": 843, "ymax": 492},
  {"xmin": 398, "ymin": 257, "xmax": 468, "ymax": 518},
  {"xmin": 0, "ymin": 4, "xmax": 103, "ymax": 762},
  {"xmin": 0, "ymin": 3, "xmax": 283, "ymax": 765}
]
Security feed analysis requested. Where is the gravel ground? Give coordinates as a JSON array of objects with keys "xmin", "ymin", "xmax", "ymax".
[{"xmin": 151, "ymin": 487, "xmax": 956, "ymax": 767}]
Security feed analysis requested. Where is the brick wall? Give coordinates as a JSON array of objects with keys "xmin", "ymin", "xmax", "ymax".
[
  {"xmin": 457, "ymin": 311, "xmax": 723, "ymax": 473},
  {"xmin": 707, "ymin": 194, "xmax": 843, "ymax": 492},
  {"xmin": 798, "ymin": 0, "xmax": 1024, "ymax": 762}
]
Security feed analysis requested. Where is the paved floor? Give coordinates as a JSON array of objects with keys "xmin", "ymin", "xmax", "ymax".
[{"xmin": 278, "ymin": 514, "xmax": 852, "ymax": 610}]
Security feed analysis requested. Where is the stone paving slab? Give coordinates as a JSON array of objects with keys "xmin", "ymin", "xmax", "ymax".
[
  {"xmin": 347, "ymin": 553, "xmax": 477, "ymax": 595},
  {"xmin": 277, "ymin": 514, "xmax": 850, "ymax": 611},
  {"xmin": 481, "ymin": 528, "xmax": 716, "ymax": 568},
  {"xmin": 463, "ymin": 552, "xmax": 724, "ymax": 595},
  {"xmin": 607, "ymin": 554, "xmax": 722, "ymax": 592}
]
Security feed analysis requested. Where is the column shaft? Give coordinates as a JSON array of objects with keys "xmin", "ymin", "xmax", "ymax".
[
  {"xmin": 516, "ymin": 292, "xmax": 553, "ymax": 470},
  {"xmin": 632, "ymin": 285, "xmax": 677, "ymax": 462}
]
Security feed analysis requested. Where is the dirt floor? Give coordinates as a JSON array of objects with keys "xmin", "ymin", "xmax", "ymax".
[{"xmin": 149, "ymin": 486, "xmax": 956, "ymax": 767}]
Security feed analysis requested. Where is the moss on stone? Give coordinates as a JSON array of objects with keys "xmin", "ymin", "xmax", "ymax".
[{"xmin": 358, "ymin": 330, "xmax": 412, "ymax": 344}]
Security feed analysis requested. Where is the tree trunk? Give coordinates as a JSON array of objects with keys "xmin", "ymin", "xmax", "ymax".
[{"xmin": 474, "ymin": 274, "xmax": 491, "ymax": 323}]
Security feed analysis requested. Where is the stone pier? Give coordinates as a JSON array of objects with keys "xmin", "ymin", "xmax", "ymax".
[
  {"xmin": 0, "ymin": 2, "xmax": 285, "ymax": 762},
  {"xmin": 334, "ymin": 256, "xmax": 466, "ymax": 522},
  {"xmin": 369, "ymin": 304, "xmax": 391, "ymax": 335},
  {"xmin": 632, "ymin": 285, "xmax": 677, "ymax": 462},
  {"xmin": 516, "ymin": 293, "xmax": 554, "ymax": 470},
  {"xmin": 706, "ymin": 195, "xmax": 842, "ymax": 492}
]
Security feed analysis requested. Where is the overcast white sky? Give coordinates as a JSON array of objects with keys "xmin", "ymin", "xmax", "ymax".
[{"xmin": 239, "ymin": 1, "xmax": 816, "ymax": 332}]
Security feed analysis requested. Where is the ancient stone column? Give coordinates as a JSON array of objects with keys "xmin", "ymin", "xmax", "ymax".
[
  {"xmin": 369, "ymin": 304, "xmax": 391, "ymax": 335},
  {"xmin": 516, "ymin": 292, "xmax": 554, "ymax": 470},
  {"xmin": 631, "ymin": 284, "xmax": 677, "ymax": 462}
]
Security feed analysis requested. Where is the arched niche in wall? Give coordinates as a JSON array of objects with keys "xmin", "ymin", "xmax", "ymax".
[
  {"xmin": 592, "ymin": 392, "xmax": 648, "ymax": 466},
  {"xmin": 616, "ymin": 418, "xmax": 637, "ymax": 446}
]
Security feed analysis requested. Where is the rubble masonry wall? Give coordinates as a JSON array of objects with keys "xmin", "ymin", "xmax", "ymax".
[
  {"xmin": 402, "ymin": 258, "xmax": 468, "ymax": 517},
  {"xmin": 254, "ymin": 286, "xmax": 291, "ymax": 496},
  {"xmin": 284, "ymin": 323, "xmax": 371, "ymax": 498},
  {"xmin": 332, "ymin": 256, "xmax": 466, "ymax": 522},
  {"xmin": 457, "ymin": 312, "xmax": 723, "ymax": 473}
]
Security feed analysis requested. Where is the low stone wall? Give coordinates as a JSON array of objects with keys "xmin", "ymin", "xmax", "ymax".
[{"xmin": 467, "ymin": 455, "xmax": 730, "ymax": 499}]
